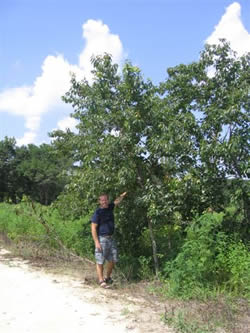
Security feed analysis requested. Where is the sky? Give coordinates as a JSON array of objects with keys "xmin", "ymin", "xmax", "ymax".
[{"xmin": 0, "ymin": 0, "xmax": 249, "ymax": 146}]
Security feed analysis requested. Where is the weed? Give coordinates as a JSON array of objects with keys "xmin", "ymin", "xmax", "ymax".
[
  {"xmin": 121, "ymin": 307, "xmax": 131, "ymax": 316},
  {"xmin": 163, "ymin": 310, "xmax": 213, "ymax": 333}
]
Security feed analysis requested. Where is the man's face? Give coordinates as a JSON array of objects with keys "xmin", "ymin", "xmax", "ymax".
[{"xmin": 99, "ymin": 195, "xmax": 109, "ymax": 208}]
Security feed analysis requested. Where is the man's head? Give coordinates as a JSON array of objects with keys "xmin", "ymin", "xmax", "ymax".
[{"xmin": 99, "ymin": 194, "xmax": 109, "ymax": 208}]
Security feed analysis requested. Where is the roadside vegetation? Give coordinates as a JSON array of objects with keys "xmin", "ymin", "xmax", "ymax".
[{"xmin": 0, "ymin": 40, "xmax": 249, "ymax": 332}]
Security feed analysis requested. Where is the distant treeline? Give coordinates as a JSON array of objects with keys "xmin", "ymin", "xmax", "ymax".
[{"xmin": 0, "ymin": 138, "xmax": 72, "ymax": 205}]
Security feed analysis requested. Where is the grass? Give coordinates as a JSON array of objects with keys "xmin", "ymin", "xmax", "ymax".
[{"xmin": 147, "ymin": 279, "xmax": 250, "ymax": 333}]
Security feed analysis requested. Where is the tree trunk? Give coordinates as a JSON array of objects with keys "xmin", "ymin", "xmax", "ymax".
[{"xmin": 148, "ymin": 218, "xmax": 159, "ymax": 276}]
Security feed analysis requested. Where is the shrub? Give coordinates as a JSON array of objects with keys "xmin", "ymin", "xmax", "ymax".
[
  {"xmin": 216, "ymin": 239, "xmax": 250, "ymax": 296},
  {"xmin": 164, "ymin": 211, "xmax": 250, "ymax": 299}
]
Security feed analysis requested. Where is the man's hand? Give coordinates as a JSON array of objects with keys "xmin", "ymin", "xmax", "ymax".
[
  {"xmin": 91, "ymin": 222, "xmax": 102, "ymax": 251},
  {"xmin": 95, "ymin": 241, "xmax": 102, "ymax": 252},
  {"xmin": 114, "ymin": 191, "xmax": 127, "ymax": 206}
]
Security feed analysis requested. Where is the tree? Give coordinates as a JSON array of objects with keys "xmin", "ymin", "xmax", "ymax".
[
  {"xmin": 0, "ymin": 139, "xmax": 71, "ymax": 205},
  {"xmin": 17, "ymin": 143, "xmax": 71, "ymax": 205},
  {"xmin": 157, "ymin": 40, "xmax": 250, "ymax": 238},
  {"xmin": 51, "ymin": 54, "xmax": 164, "ymax": 273},
  {"xmin": 51, "ymin": 41, "xmax": 249, "ymax": 276},
  {"xmin": 0, "ymin": 137, "xmax": 17, "ymax": 202}
]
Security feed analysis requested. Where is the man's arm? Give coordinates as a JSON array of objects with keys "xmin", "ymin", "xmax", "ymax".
[
  {"xmin": 114, "ymin": 191, "xmax": 127, "ymax": 206},
  {"xmin": 91, "ymin": 223, "xmax": 102, "ymax": 251}
]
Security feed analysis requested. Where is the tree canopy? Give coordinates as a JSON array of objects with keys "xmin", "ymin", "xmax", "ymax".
[
  {"xmin": 50, "ymin": 40, "xmax": 249, "ymax": 273},
  {"xmin": 0, "ymin": 139, "xmax": 71, "ymax": 205}
]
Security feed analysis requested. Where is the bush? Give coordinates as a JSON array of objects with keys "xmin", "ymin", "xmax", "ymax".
[
  {"xmin": 216, "ymin": 239, "xmax": 250, "ymax": 296},
  {"xmin": 0, "ymin": 202, "xmax": 45, "ymax": 242},
  {"xmin": 164, "ymin": 212, "xmax": 250, "ymax": 299},
  {"xmin": 164, "ymin": 212, "xmax": 224, "ymax": 297},
  {"xmin": 0, "ymin": 202, "xmax": 93, "ymax": 260}
]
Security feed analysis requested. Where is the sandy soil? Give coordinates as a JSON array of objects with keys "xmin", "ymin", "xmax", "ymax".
[{"xmin": 0, "ymin": 247, "xmax": 173, "ymax": 333}]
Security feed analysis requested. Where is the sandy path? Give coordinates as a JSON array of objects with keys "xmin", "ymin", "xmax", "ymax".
[{"xmin": 0, "ymin": 248, "xmax": 171, "ymax": 333}]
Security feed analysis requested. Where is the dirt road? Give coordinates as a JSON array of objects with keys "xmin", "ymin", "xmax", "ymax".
[{"xmin": 0, "ymin": 248, "xmax": 172, "ymax": 333}]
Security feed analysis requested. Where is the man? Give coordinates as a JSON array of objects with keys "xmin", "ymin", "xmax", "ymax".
[{"xmin": 91, "ymin": 192, "xmax": 127, "ymax": 288}]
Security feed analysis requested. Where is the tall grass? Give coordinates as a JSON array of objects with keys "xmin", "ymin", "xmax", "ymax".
[{"xmin": 0, "ymin": 202, "xmax": 93, "ymax": 259}]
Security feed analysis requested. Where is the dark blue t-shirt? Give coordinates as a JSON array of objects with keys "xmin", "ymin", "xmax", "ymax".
[{"xmin": 91, "ymin": 203, "xmax": 115, "ymax": 236}]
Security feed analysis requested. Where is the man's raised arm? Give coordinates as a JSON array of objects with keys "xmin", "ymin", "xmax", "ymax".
[{"xmin": 114, "ymin": 192, "xmax": 127, "ymax": 206}]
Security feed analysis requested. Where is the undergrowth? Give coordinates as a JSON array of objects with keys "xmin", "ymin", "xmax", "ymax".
[{"xmin": 1, "ymin": 202, "xmax": 249, "ymax": 333}]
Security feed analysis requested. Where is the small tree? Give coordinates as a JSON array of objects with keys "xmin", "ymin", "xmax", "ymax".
[{"xmin": 51, "ymin": 41, "xmax": 250, "ymax": 276}]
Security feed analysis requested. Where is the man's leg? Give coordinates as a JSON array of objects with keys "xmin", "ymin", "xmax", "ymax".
[
  {"xmin": 106, "ymin": 261, "xmax": 114, "ymax": 279},
  {"xmin": 97, "ymin": 264, "xmax": 110, "ymax": 288},
  {"xmin": 105, "ymin": 238, "xmax": 117, "ymax": 282},
  {"xmin": 96, "ymin": 263, "xmax": 104, "ymax": 282}
]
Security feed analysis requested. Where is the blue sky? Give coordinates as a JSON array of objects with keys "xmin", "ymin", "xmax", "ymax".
[{"xmin": 0, "ymin": 0, "xmax": 249, "ymax": 146}]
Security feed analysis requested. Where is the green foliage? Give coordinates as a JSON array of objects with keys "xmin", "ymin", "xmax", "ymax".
[
  {"xmin": 0, "ymin": 40, "xmax": 249, "ymax": 301},
  {"xmin": 164, "ymin": 212, "xmax": 250, "ymax": 299},
  {"xmin": 48, "ymin": 41, "xmax": 250, "ymax": 286},
  {"xmin": 164, "ymin": 212, "xmax": 224, "ymax": 297},
  {"xmin": 0, "ymin": 202, "xmax": 93, "ymax": 259},
  {"xmin": 0, "ymin": 137, "xmax": 19, "ymax": 203},
  {"xmin": 116, "ymin": 254, "xmax": 140, "ymax": 281},
  {"xmin": 226, "ymin": 241, "xmax": 250, "ymax": 293},
  {"xmin": 40, "ymin": 206, "xmax": 93, "ymax": 257},
  {"xmin": 0, "ymin": 140, "xmax": 71, "ymax": 205},
  {"xmin": 138, "ymin": 255, "xmax": 154, "ymax": 280},
  {"xmin": 0, "ymin": 202, "xmax": 45, "ymax": 241},
  {"xmin": 216, "ymin": 240, "xmax": 250, "ymax": 296}
]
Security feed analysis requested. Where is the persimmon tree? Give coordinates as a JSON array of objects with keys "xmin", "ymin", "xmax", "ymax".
[{"xmin": 51, "ymin": 41, "xmax": 249, "ymax": 275}]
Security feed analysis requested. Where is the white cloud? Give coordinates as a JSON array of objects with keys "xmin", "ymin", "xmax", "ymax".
[
  {"xmin": 0, "ymin": 86, "xmax": 32, "ymax": 116},
  {"xmin": 0, "ymin": 55, "xmax": 75, "ymax": 129},
  {"xmin": 206, "ymin": 2, "xmax": 250, "ymax": 56},
  {"xmin": 0, "ymin": 20, "xmax": 124, "ymax": 145},
  {"xmin": 0, "ymin": 54, "xmax": 79, "ymax": 144},
  {"xmin": 16, "ymin": 131, "xmax": 36, "ymax": 147},
  {"xmin": 79, "ymin": 20, "xmax": 123, "ymax": 82},
  {"xmin": 57, "ymin": 116, "xmax": 78, "ymax": 132}
]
